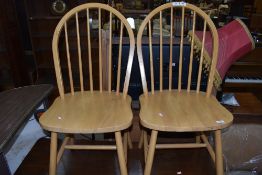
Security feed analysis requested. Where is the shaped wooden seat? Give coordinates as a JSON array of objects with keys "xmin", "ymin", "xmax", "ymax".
[
  {"xmin": 41, "ymin": 92, "xmax": 132, "ymax": 133},
  {"xmin": 136, "ymin": 2, "xmax": 233, "ymax": 175},
  {"xmin": 140, "ymin": 90, "xmax": 233, "ymax": 132},
  {"xmin": 39, "ymin": 3, "xmax": 135, "ymax": 175}
]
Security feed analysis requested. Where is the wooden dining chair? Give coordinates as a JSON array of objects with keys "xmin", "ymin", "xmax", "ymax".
[
  {"xmin": 136, "ymin": 2, "xmax": 233, "ymax": 175},
  {"xmin": 39, "ymin": 3, "xmax": 135, "ymax": 175}
]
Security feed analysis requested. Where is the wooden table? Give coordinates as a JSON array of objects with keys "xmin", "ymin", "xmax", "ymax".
[{"xmin": 0, "ymin": 84, "xmax": 53, "ymax": 152}]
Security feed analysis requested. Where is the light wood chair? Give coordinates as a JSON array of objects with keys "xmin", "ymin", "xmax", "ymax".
[
  {"xmin": 39, "ymin": 3, "xmax": 135, "ymax": 175},
  {"xmin": 136, "ymin": 2, "xmax": 233, "ymax": 175}
]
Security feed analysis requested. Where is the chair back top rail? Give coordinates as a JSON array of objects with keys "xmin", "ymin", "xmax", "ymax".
[
  {"xmin": 137, "ymin": 2, "xmax": 218, "ymax": 97},
  {"xmin": 52, "ymin": 3, "xmax": 135, "ymax": 99}
]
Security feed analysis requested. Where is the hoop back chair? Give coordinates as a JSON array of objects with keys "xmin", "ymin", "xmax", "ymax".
[
  {"xmin": 39, "ymin": 3, "xmax": 135, "ymax": 175},
  {"xmin": 136, "ymin": 2, "xmax": 233, "ymax": 175}
]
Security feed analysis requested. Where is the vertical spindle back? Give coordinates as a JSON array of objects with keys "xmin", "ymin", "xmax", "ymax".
[
  {"xmin": 52, "ymin": 3, "xmax": 135, "ymax": 99},
  {"xmin": 137, "ymin": 2, "xmax": 218, "ymax": 97}
]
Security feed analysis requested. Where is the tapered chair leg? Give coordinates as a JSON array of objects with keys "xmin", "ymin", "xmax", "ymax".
[
  {"xmin": 49, "ymin": 132, "xmax": 57, "ymax": 175},
  {"xmin": 138, "ymin": 131, "xmax": 144, "ymax": 149},
  {"xmin": 143, "ymin": 130, "xmax": 149, "ymax": 163},
  {"xmin": 215, "ymin": 130, "xmax": 224, "ymax": 175},
  {"xmin": 57, "ymin": 136, "xmax": 70, "ymax": 164},
  {"xmin": 123, "ymin": 132, "xmax": 128, "ymax": 163},
  {"xmin": 68, "ymin": 134, "xmax": 74, "ymax": 145},
  {"xmin": 144, "ymin": 130, "xmax": 158, "ymax": 175},
  {"xmin": 196, "ymin": 132, "xmax": 201, "ymax": 143},
  {"xmin": 127, "ymin": 132, "xmax": 133, "ymax": 149},
  {"xmin": 115, "ymin": 131, "xmax": 128, "ymax": 175}
]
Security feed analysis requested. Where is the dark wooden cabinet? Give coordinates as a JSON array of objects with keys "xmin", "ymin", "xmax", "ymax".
[
  {"xmin": 0, "ymin": 0, "xmax": 31, "ymax": 91},
  {"xmin": 112, "ymin": 38, "xmax": 209, "ymax": 100},
  {"xmin": 24, "ymin": 0, "xmax": 103, "ymax": 92}
]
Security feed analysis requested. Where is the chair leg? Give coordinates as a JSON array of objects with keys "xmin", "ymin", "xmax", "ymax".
[
  {"xmin": 115, "ymin": 131, "xmax": 128, "ymax": 175},
  {"xmin": 144, "ymin": 130, "xmax": 158, "ymax": 175},
  {"xmin": 138, "ymin": 131, "xmax": 144, "ymax": 149},
  {"xmin": 49, "ymin": 132, "xmax": 57, "ymax": 175},
  {"xmin": 57, "ymin": 136, "xmax": 70, "ymax": 164},
  {"xmin": 127, "ymin": 132, "xmax": 133, "ymax": 149},
  {"xmin": 123, "ymin": 132, "xmax": 128, "ymax": 163},
  {"xmin": 143, "ymin": 130, "xmax": 149, "ymax": 163},
  {"xmin": 196, "ymin": 132, "xmax": 201, "ymax": 143},
  {"xmin": 68, "ymin": 134, "xmax": 74, "ymax": 145},
  {"xmin": 215, "ymin": 130, "xmax": 224, "ymax": 175}
]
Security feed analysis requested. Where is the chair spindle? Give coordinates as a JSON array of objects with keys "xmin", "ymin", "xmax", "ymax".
[
  {"xmin": 108, "ymin": 12, "xmax": 112, "ymax": 92},
  {"xmin": 98, "ymin": 8, "xmax": 103, "ymax": 92},
  {"xmin": 87, "ymin": 9, "xmax": 93, "ymax": 92},
  {"xmin": 169, "ymin": 7, "xmax": 173, "ymax": 91},
  {"xmin": 64, "ymin": 22, "xmax": 74, "ymax": 94},
  {"xmin": 196, "ymin": 19, "xmax": 207, "ymax": 93},
  {"xmin": 187, "ymin": 11, "xmax": 196, "ymax": 92},
  {"xmin": 148, "ymin": 20, "xmax": 154, "ymax": 94},
  {"xmin": 160, "ymin": 11, "xmax": 163, "ymax": 92},
  {"xmin": 178, "ymin": 7, "xmax": 185, "ymax": 92},
  {"xmin": 75, "ymin": 12, "xmax": 84, "ymax": 92},
  {"xmin": 116, "ymin": 22, "xmax": 123, "ymax": 94}
]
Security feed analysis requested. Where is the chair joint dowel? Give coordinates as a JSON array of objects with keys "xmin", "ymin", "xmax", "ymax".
[
  {"xmin": 64, "ymin": 145, "xmax": 117, "ymax": 150},
  {"xmin": 156, "ymin": 143, "xmax": 207, "ymax": 149}
]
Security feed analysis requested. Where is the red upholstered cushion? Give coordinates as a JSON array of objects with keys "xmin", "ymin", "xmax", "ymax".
[{"xmin": 194, "ymin": 19, "xmax": 255, "ymax": 79}]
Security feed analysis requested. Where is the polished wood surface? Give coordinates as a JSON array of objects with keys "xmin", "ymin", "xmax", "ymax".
[
  {"xmin": 49, "ymin": 132, "xmax": 57, "ymax": 175},
  {"xmin": 0, "ymin": 84, "xmax": 53, "ymax": 152},
  {"xmin": 215, "ymin": 130, "xmax": 223, "ymax": 175},
  {"xmin": 140, "ymin": 90, "xmax": 233, "ymax": 132},
  {"xmin": 115, "ymin": 131, "xmax": 128, "ymax": 175},
  {"xmin": 136, "ymin": 3, "xmax": 230, "ymax": 175},
  {"xmin": 42, "ymin": 2, "xmax": 135, "ymax": 132},
  {"xmin": 40, "ymin": 91, "xmax": 132, "ymax": 133},
  {"xmin": 40, "ymin": 3, "xmax": 135, "ymax": 175}
]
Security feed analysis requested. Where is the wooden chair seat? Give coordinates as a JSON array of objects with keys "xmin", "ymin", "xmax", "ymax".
[
  {"xmin": 40, "ymin": 91, "xmax": 133, "ymax": 134},
  {"xmin": 137, "ymin": 3, "xmax": 232, "ymax": 174},
  {"xmin": 40, "ymin": 3, "xmax": 135, "ymax": 174},
  {"xmin": 140, "ymin": 90, "xmax": 233, "ymax": 132}
]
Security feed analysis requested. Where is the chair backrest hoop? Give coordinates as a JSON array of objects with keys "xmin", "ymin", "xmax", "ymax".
[
  {"xmin": 52, "ymin": 3, "xmax": 135, "ymax": 99},
  {"xmin": 137, "ymin": 2, "xmax": 219, "ymax": 97}
]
